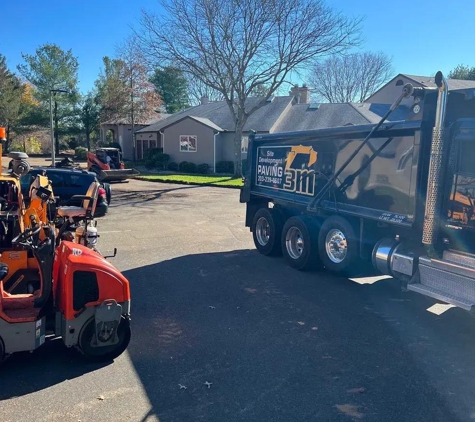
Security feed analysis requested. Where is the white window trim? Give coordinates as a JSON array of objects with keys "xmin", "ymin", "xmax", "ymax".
[{"xmin": 179, "ymin": 135, "xmax": 198, "ymax": 153}]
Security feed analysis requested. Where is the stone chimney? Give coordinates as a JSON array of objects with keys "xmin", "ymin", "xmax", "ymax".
[
  {"xmin": 200, "ymin": 96, "xmax": 209, "ymax": 105},
  {"xmin": 289, "ymin": 84, "xmax": 310, "ymax": 104}
]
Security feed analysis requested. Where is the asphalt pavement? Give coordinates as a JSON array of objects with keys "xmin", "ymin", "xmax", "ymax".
[{"xmin": 1, "ymin": 179, "xmax": 475, "ymax": 422}]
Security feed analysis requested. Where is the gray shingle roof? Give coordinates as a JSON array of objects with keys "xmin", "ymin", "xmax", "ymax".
[
  {"xmin": 102, "ymin": 113, "xmax": 170, "ymax": 126},
  {"xmin": 402, "ymin": 74, "xmax": 475, "ymax": 90},
  {"xmin": 272, "ymin": 103, "xmax": 369, "ymax": 133},
  {"xmin": 136, "ymin": 96, "xmax": 294, "ymax": 133},
  {"xmin": 350, "ymin": 103, "xmax": 410, "ymax": 123},
  {"xmin": 163, "ymin": 115, "xmax": 224, "ymax": 132}
]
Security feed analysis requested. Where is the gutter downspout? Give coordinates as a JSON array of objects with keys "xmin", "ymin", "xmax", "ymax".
[
  {"xmin": 213, "ymin": 132, "xmax": 218, "ymax": 173},
  {"xmin": 422, "ymin": 71, "xmax": 449, "ymax": 256},
  {"xmin": 159, "ymin": 130, "xmax": 164, "ymax": 154}
]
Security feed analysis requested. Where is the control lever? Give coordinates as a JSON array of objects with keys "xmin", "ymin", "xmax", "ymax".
[{"xmin": 103, "ymin": 248, "xmax": 117, "ymax": 259}]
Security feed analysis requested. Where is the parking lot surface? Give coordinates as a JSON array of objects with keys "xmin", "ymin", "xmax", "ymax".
[{"xmin": 1, "ymin": 179, "xmax": 475, "ymax": 422}]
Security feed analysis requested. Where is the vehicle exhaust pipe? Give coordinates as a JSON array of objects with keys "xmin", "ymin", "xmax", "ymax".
[{"xmin": 422, "ymin": 71, "xmax": 449, "ymax": 252}]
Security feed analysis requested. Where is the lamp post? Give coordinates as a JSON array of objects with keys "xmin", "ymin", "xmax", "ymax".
[{"xmin": 49, "ymin": 88, "xmax": 69, "ymax": 167}]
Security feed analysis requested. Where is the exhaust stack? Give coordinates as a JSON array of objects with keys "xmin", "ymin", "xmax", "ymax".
[{"xmin": 422, "ymin": 71, "xmax": 449, "ymax": 249}]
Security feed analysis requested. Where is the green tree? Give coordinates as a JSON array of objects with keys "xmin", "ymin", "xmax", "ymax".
[
  {"xmin": 95, "ymin": 56, "xmax": 130, "ymax": 123},
  {"xmin": 17, "ymin": 43, "xmax": 79, "ymax": 153},
  {"xmin": 150, "ymin": 66, "xmax": 189, "ymax": 113},
  {"xmin": 0, "ymin": 55, "xmax": 24, "ymax": 149},
  {"xmin": 137, "ymin": 0, "xmax": 361, "ymax": 175},
  {"xmin": 80, "ymin": 93, "xmax": 100, "ymax": 151},
  {"xmin": 448, "ymin": 64, "xmax": 475, "ymax": 80}
]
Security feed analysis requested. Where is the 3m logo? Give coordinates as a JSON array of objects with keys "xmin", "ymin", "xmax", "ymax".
[{"xmin": 283, "ymin": 145, "xmax": 317, "ymax": 196}]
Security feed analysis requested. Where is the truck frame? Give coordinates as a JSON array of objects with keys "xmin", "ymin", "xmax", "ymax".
[{"xmin": 240, "ymin": 71, "xmax": 475, "ymax": 312}]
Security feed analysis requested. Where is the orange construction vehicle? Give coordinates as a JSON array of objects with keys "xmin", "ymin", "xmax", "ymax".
[
  {"xmin": 0, "ymin": 127, "xmax": 131, "ymax": 362},
  {"xmin": 87, "ymin": 147, "xmax": 139, "ymax": 182}
]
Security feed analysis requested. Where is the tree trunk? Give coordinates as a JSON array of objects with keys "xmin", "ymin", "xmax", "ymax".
[
  {"xmin": 233, "ymin": 118, "xmax": 246, "ymax": 177},
  {"xmin": 86, "ymin": 131, "xmax": 91, "ymax": 152},
  {"xmin": 5, "ymin": 124, "xmax": 11, "ymax": 152},
  {"xmin": 54, "ymin": 101, "xmax": 59, "ymax": 155}
]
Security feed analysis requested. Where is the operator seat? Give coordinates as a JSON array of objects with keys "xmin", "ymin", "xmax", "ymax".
[{"xmin": 56, "ymin": 181, "xmax": 100, "ymax": 220}]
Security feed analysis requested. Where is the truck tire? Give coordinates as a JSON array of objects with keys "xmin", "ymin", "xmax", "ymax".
[
  {"xmin": 281, "ymin": 216, "xmax": 320, "ymax": 271},
  {"xmin": 252, "ymin": 208, "xmax": 283, "ymax": 256},
  {"xmin": 318, "ymin": 216, "xmax": 358, "ymax": 273}
]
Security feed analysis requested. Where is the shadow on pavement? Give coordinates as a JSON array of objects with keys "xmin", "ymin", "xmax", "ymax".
[
  {"xmin": 110, "ymin": 184, "xmax": 203, "ymax": 207},
  {"xmin": 0, "ymin": 338, "xmax": 110, "ymax": 400},
  {"xmin": 122, "ymin": 249, "xmax": 474, "ymax": 422}
]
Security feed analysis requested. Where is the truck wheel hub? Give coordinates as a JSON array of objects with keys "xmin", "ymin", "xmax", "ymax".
[
  {"xmin": 256, "ymin": 217, "xmax": 271, "ymax": 246},
  {"xmin": 325, "ymin": 229, "xmax": 347, "ymax": 263},
  {"xmin": 286, "ymin": 227, "xmax": 304, "ymax": 259}
]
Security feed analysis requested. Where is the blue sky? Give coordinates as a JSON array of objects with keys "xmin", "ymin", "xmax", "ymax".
[{"xmin": 2, "ymin": 0, "xmax": 474, "ymax": 94}]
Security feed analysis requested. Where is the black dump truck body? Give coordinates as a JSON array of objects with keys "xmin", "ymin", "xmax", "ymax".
[{"xmin": 241, "ymin": 72, "xmax": 475, "ymax": 312}]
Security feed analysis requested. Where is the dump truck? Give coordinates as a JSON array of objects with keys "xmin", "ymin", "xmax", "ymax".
[
  {"xmin": 240, "ymin": 71, "xmax": 475, "ymax": 312},
  {"xmin": 87, "ymin": 147, "xmax": 139, "ymax": 182}
]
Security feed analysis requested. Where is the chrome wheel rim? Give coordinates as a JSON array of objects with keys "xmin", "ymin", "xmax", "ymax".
[
  {"xmin": 325, "ymin": 229, "xmax": 347, "ymax": 263},
  {"xmin": 256, "ymin": 217, "xmax": 271, "ymax": 246},
  {"xmin": 286, "ymin": 227, "xmax": 304, "ymax": 259}
]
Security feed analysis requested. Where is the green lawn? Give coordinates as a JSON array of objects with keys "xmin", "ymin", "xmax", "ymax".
[{"xmin": 137, "ymin": 174, "xmax": 243, "ymax": 188}]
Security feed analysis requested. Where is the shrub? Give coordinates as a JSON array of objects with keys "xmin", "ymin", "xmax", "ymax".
[
  {"xmin": 179, "ymin": 161, "xmax": 189, "ymax": 172},
  {"xmin": 196, "ymin": 163, "xmax": 210, "ymax": 174},
  {"xmin": 168, "ymin": 161, "xmax": 179, "ymax": 171},
  {"xmin": 154, "ymin": 153, "xmax": 170, "ymax": 170},
  {"xmin": 179, "ymin": 161, "xmax": 197, "ymax": 173},
  {"xmin": 75, "ymin": 147, "xmax": 88, "ymax": 160},
  {"xmin": 144, "ymin": 149, "xmax": 169, "ymax": 170},
  {"xmin": 215, "ymin": 160, "xmax": 234, "ymax": 174}
]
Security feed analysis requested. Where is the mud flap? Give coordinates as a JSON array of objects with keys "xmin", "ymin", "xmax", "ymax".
[{"xmin": 91, "ymin": 300, "xmax": 122, "ymax": 347}]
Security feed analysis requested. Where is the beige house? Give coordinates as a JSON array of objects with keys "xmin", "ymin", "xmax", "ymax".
[
  {"xmin": 100, "ymin": 74, "xmax": 475, "ymax": 165},
  {"xmin": 135, "ymin": 86, "xmax": 379, "ymax": 172},
  {"xmin": 366, "ymin": 73, "xmax": 475, "ymax": 105}
]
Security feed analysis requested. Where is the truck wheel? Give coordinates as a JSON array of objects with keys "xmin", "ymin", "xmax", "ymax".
[
  {"xmin": 252, "ymin": 208, "xmax": 283, "ymax": 256},
  {"xmin": 281, "ymin": 216, "xmax": 320, "ymax": 271},
  {"xmin": 77, "ymin": 316, "xmax": 131, "ymax": 362},
  {"xmin": 318, "ymin": 216, "xmax": 358, "ymax": 273}
]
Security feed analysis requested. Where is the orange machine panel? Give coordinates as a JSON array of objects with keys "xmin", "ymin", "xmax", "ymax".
[{"xmin": 55, "ymin": 241, "xmax": 130, "ymax": 320}]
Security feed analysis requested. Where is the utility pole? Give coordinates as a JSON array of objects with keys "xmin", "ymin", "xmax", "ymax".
[{"xmin": 130, "ymin": 70, "xmax": 135, "ymax": 161}]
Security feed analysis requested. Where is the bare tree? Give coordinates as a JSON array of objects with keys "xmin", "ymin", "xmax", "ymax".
[
  {"xmin": 116, "ymin": 36, "xmax": 162, "ymax": 125},
  {"xmin": 186, "ymin": 73, "xmax": 224, "ymax": 106},
  {"xmin": 310, "ymin": 52, "xmax": 393, "ymax": 103},
  {"xmin": 135, "ymin": 0, "xmax": 361, "ymax": 175}
]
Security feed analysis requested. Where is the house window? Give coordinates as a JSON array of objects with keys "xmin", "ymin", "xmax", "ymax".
[
  {"xmin": 180, "ymin": 135, "xmax": 197, "ymax": 152},
  {"xmin": 396, "ymin": 79, "xmax": 404, "ymax": 86},
  {"xmin": 241, "ymin": 136, "xmax": 249, "ymax": 153}
]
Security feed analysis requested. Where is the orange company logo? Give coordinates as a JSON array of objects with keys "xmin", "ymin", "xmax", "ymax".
[
  {"xmin": 284, "ymin": 145, "xmax": 318, "ymax": 170},
  {"xmin": 283, "ymin": 145, "xmax": 317, "ymax": 196}
]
